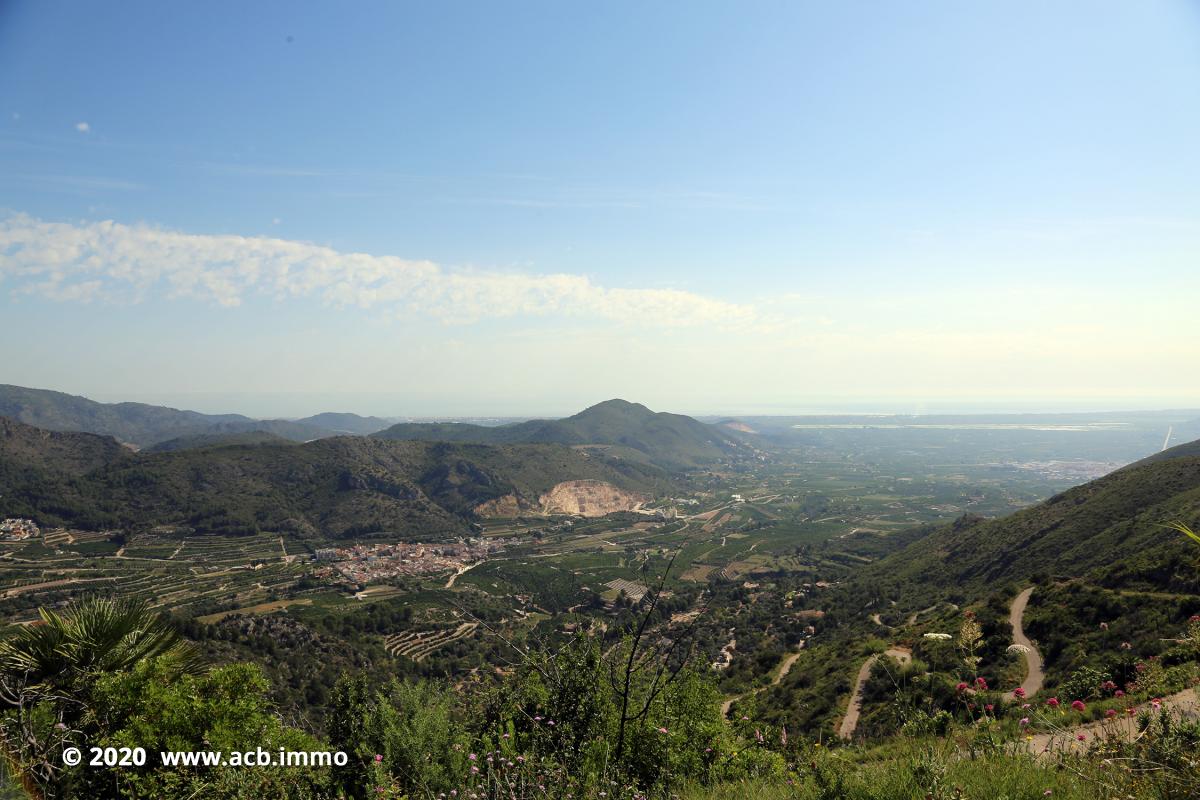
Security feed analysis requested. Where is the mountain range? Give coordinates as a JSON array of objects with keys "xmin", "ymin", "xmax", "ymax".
[{"xmin": 0, "ymin": 384, "xmax": 392, "ymax": 447}]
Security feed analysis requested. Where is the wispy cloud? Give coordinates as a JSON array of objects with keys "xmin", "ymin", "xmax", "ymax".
[
  {"xmin": 74, "ymin": 122, "xmax": 90, "ymax": 133},
  {"xmin": 0, "ymin": 213, "xmax": 758, "ymax": 327}
]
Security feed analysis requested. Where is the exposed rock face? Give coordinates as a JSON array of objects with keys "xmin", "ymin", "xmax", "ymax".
[
  {"xmin": 539, "ymin": 480, "xmax": 644, "ymax": 517},
  {"xmin": 473, "ymin": 493, "xmax": 525, "ymax": 517}
]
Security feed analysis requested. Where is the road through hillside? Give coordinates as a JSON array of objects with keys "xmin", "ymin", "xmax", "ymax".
[
  {"xmin": 838, "ymin": 647, "xmax": 911, "ymax": 739},
  {"xmin": 1009, "ymin": 587, "xmax": 1045, "ymax": 697}
]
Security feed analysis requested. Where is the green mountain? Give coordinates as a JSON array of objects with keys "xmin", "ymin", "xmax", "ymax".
[
  {"xmin": 0, "ymin": 384, "xmax": 334, "ymax": 447},
  {"xmin": 0, "ymin": 416, "xmax": 131, "ymax": 494},
  {"xmin": 858, "ymin": 437, "xmax": 1200, "ymax": 599},
  {"xmin": 0, "ymin": 425, "xmax": 670, "ymax": 538},
  {"xmin": 373, "ymin": 398, "xmax": 751, "ymax": 469}
]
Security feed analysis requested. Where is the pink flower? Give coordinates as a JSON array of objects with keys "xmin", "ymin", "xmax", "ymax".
[
  {"xmin": 1151, "ymin": 698, "xmax": 1163, "ymax": 710},
  {"xmin": 1076, "ymin": 733, "xmax": 1086, "ymax": 741},
  {"xmin": 374, "ymin": 754, "xmax": 383, "ymax": 763},
  {"xmin": 469, "ymin": 753, "xmax": 477, "ymax": 761},
  {"xmin": 1126, "ymin": 707, "xmax": 1137, "ymax": 716},
  {"xmin": 1046, "ymin": 698, "xmax": 1059, "ymax": 708},
  {"xmin": 1071, "ymin": 700, "xmax": 1086, "ymax": 712},
  {"xmin": 657, "ymin": 727, "xmax": 668, "ymax": 734},
  {"xmin": 1114, "ymin": 690, "xmax": 1125, "ymax": 698},
  {"xmin": 984, "ymin": 704, "xmax": 994, "ymax": 713},
  {"xmin": 1105, "ymin": 709, "xmax": 1117, "ymax": 718},
  {"xmin": 470, "ymin": 766, "xmax": 479, "ymax": 774},
  {"xmin": 956, "ymin": 682, "xmax": 969, "ymax": 693},
  {"xmin": 1013, "ymin": 687, "xmax": 1026, "ymax": 699},
  {"xmin": 1019, "ymin": 717, "xmax": 1030, "ymax": 727},
  {"xmin": 975, "ymin": 677, "xmax": 988, "ymax": 690}
]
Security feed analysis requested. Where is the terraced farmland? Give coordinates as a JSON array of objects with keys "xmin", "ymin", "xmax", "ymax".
[{"xmin": 384, "ymin": 622, "xmax": 480, "ymax": 662}]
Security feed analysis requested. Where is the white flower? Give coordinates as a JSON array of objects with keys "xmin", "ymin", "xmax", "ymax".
[
  {"xmin": 1007, "ymin": 643, "xmax": 1031, "ymax": 654},
  {"xmin": 923, "ymin": 633, "xmax": 952, "ymax": 640}
]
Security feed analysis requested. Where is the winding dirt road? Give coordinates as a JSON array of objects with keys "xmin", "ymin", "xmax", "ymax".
[
  {"xmin": 838, "ymin": 647, "xmax": 912, "ymax": 739},
  {"xmin": 721, "ymin": 643, "xmax": 807, "ymax": 717},
  {"xmin": 1009, "ymin": 587, "xmax": 1045, "ymax": 698},
  {"xmin": 1028, "ymin": 688, "xmax": 1200, "ymax": 755}
]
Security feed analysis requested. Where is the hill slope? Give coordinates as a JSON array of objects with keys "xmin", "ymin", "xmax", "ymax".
[
  {"xmin": 0, "ymin": 416, "xmax": 132, "ymax": 494},
  {"xmin": 0, "ymin": 384, "xmax": 335, "ymax": 446},
  {"xmin": 373, "ymin": 399, "xmax": 751, "ymax": 469},
  {"xmin": 859, "ymin": 438, "xmax": 1200, "ymax": 598},
  {"xmin": 0, "ymin": 428, "xmax": 670, "ymax": 538}
]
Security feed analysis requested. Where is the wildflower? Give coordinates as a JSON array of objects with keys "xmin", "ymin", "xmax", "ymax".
[
  {"xmin": 1071, "ymin": 700, "xmax": 1086, "ymax": 712},
  {"xmin": 1046, "ymin": 698, "xmax": 1059, "ymax": 708},
  {"xmin": 1099, "ymin": 622, "xmax": 1108, "ymax": 630},
  {"xmin": 1114, "ymin": 690, "xmax": 1125, "ymax": 698},
  {"xmin": 470, "ymin": 766, "xmax": 479, "ymax": 774},
  {"xmin": 1044, "ymin": 791, "xmax": 1052, "ymax": 796},
  {"xmin": 1076, "ymin": 734, "xmax": 1086, "ymax": 742},
  {"xmin": 1105, "ymin": 709, "xmax": 1117, "ymax": 718},
  {"xmin": 1101, "ymin": 680, "xmax": 1117, "ymax": 692},
  {"xmin": 1022, "ymin": 703, "xmax": 1032, "ymax": 709},
  {"xmin": 374, "ymin": 754, "xmax": 383, "ymax": 763},
  {"xmin": 657, "ymin": 727, "xmax": 668, "ymax": 734},
  {"xmin": 985, "ymin": 704, "xmax": 994, "ymax": 713},
  {"xmin": 755, "ymin": 729, "xmax": 764, "ymax": 743},
  {"xmin": 1120, "ymin": 642, "xmax": 1132, "ymax": 650},
  {"xmin": 469, "ymin": 753, "xmax": 477, "ymax": 761},
  {"xmin": 1013, "ymin": 687, "xmax": 1026, "ymax": 699},
  {"xmin": 975, "ymin": 676, "xmax": 988, "ymax": 690},
  {"xmin": 923, "ymin": 632, "xmax": 952, "ymax": 640},
  {"xmin": 1151, "ymin": 698, "xmax": 1163, "ymax": 710},
  {"xmin": 1019, "ymin": 717, "xmax": 1030, "ymax": 727},
  {"xmin": 956, "ymin": 682, "xmax": 969, "ymax": 693},
  {"xmin": 1126, "ymin": 707, "xmax": 1136, "ymax": 716},
  {"xmin": 1007, "ymin": 644, "xmax": 1030, "ymax": 655}
]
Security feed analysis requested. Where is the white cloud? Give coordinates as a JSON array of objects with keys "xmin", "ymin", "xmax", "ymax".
[
  {"xmin": 0, "ymin": 213, "xmax": 759, "ymax": 328},
  {"xmin": 74, "ymin": 122, "xmax": 90, "ymax": 133}
]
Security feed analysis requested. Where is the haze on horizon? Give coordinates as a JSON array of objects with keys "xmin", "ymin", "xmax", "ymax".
[{"xmin": 2, "ymin": 2, "xmax": 1198, "ymax": 418}]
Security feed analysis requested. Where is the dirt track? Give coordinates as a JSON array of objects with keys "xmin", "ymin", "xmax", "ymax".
[
  {"xmin": 838, "ymin": 647, "xmax": 912, "ymax": 739},
  {"xmin": 1009, "ymin": 587, "xmax": 1045, "ymax": 697}
]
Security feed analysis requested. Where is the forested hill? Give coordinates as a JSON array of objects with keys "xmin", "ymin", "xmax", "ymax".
[
  {"xmin": 0, "ymin": 384, "xmax": 335, "ymax": 446},
  {"xmin": 0, "ymin": 416, "xmax": 131, "ymax": 492},
  {"xmin": 373, "ymin": 398, "xmax": 753, "ymax": 469},
  {"xmin": 0, "ymin": 425, "xmax": 670, "ymax": 538},
  {"xmin": 854, "ymin": 437, "xmax": 1200, "ymax": 600}
]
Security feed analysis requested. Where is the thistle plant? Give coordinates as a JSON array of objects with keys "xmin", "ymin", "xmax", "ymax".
[{"xmin": 958, "ymin": 614, "xmax": 983, "ymax": 679}]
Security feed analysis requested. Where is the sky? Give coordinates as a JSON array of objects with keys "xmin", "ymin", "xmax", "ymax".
[{"xmin": 1, "ymin": 1, "xmax": 1198, "ymax": 418}]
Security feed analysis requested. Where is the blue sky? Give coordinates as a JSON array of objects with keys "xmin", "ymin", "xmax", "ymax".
[{"xmin": 1, "ymin": 2, "xmax": 1198, "ymax": 416}]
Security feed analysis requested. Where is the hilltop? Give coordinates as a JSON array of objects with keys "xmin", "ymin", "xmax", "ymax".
[{"xmin": 374, "ymin": 398, "xmax": 753, "ymax": 469}]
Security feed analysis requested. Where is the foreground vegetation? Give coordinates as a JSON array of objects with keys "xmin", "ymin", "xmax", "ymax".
[{"xmin": 2, "ymin": 588, "xmax": 1199, "ymax": 800}]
